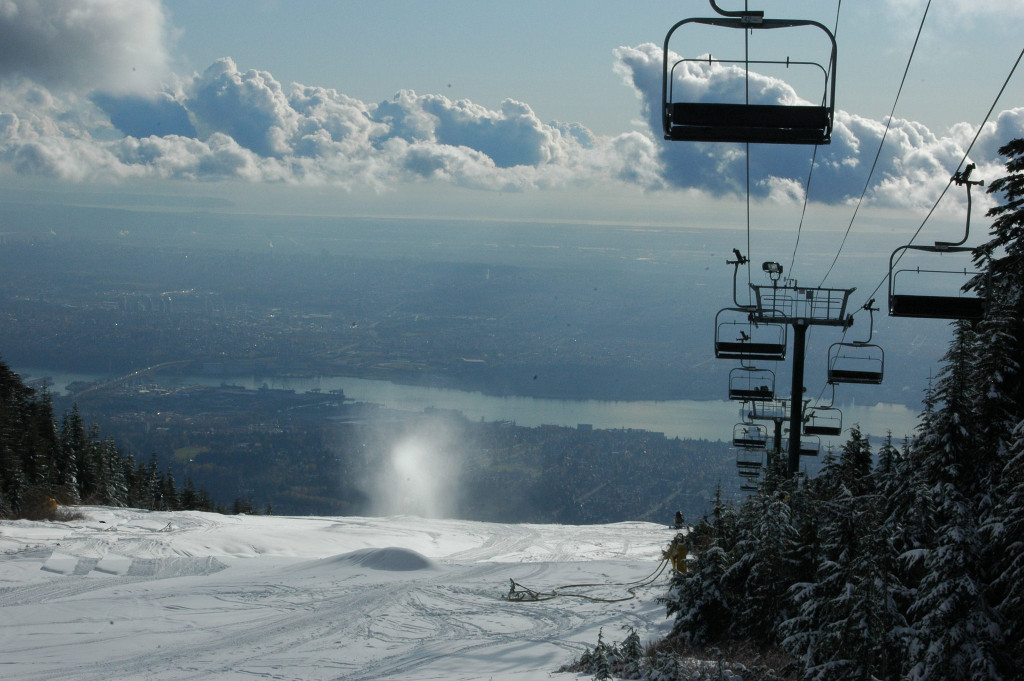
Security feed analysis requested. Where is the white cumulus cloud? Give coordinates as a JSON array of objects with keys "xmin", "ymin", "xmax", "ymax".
[
  {"xmin": 613, "ymin": 42, "xmax": 1024, "ymax": 210},
  {"xmin": 0, "ymin": 39, "xmax": 1021, "ymax": 209}
]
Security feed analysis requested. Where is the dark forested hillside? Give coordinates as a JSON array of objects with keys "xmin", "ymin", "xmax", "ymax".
[
  {"xmin": 5, "ymin": 358, "xmax": 739, "ymax": 524},
  {"xmin": 61, "ymin": 381, "xmax": 737, "ymax": 524},
  {"xmin": 0, "ymin": 358, "xmax": 214, "ymax": 519}
]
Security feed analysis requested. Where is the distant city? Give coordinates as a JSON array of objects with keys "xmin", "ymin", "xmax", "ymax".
[
  {"xmin": 0, "ymin": 201, "xmax": 950, "ymax": 408},
  {"xmin": 0, "ymin": 201, "xmax": 949, "ymax": 514}
]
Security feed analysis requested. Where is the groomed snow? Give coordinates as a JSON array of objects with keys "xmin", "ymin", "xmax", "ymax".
[{"xmin": 0, "ymin": 507, "xmax": 679, "ymax": 680}]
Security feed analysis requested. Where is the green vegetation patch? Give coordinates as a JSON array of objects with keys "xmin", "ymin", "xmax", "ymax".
[{"xmin": 172, "ymin": 445, "xmax": 209, "ymax": 463}]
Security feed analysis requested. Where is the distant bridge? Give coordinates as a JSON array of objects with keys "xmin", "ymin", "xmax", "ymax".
[{"xmin": 70, "ymin": 361, "xmax": 195, "ymax": 395}]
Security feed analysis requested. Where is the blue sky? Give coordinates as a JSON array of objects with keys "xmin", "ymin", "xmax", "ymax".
[{"xmin": 0, "ymin": 0, "xmax": 1021, "ymax": 238}]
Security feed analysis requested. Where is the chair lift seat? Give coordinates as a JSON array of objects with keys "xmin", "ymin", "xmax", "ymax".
[
  {"xmin": 828, "ymin": 368, "xmax": 883, "ymax": 385},
  {"xmin": 666, "ymin": 102, "xmax": 832, "ymax": 145},
  {"xmin": 804, "ymin": 423, "xmax": 842, "ymax": 437},
  {"xmin": 729, "ymin": 386, "xmax": 774, "ymax": 400},
  {"xmin": 889, "ymin": 294, "xmax": 985, "ymax": 320},
  {"xmin": 715, "ymin": 341, "xmax": 787, "ymax": 360}
]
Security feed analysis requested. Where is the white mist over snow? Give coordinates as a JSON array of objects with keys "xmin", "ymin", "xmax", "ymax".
[
  {"xmin": 374, "ymin": 435, "xmax": 461, "ymax": 518},
  {"xmin": 0, "ymin": 507, "xmax": 676, "ymax": 680},
  {"xmin": 364, "ymin": 414, "xmax": 469, "ymax": 519}
]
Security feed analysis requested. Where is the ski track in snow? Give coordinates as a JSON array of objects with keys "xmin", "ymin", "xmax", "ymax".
[{"xmin": 0, "ymin": 508, "xmax": 677, "ymax": 680}]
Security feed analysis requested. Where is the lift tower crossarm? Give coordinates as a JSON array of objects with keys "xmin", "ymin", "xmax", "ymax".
[{"xmin": 745, "ymin": 282, "xmax": 856, "ymax": 477}]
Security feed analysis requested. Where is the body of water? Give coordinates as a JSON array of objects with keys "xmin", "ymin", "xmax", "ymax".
[{"xmin": 18, "ymin": 367, "xmax": 920, "ymax": 445}]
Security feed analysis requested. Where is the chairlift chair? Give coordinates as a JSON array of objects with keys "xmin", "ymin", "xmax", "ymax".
[
  {"xmin": 715, "ymin": 308, "xmax": 787, "ymax": 361},
  {"xmin": 783, "ymin": 435, "xmax": 820, "ymax": 457},
  {"xmin": 743, "ymin": 398, "xmax": 790, "ymax": 423},
  {"xmin": 733, "ymin": 423, "xmax": 768, "ymax": 449},
  {"xmin": 888, "ymin": 164, "xmax": 987, "ymax": 320},
  {"xmin": 888, "ymin": 246, "xmax": 986, "ymax": 320},
  {"xmin": 803, "ymin": 405, "xmax": 843, "ymax": 437},
  {"xmin": 827, "ymin": 300, "xmax": 884, "ymax": 384},
  {"xmin": 740, "ymin": 481, "xmax": 760, "ymax": 492},
  {"xmin": 662, "ymin": 4, "xmax": 837, "ymax": 145},
  {"xmin": 728, "ymin": 366, "xmax": 776, "ymax": 401},
  {"xmin": 736, "ymin": 447, "xmax": 763, "ymax": 470},
  {"xmin": 827, "ymin": 342, "xmax": 884, "ymax": 385}
]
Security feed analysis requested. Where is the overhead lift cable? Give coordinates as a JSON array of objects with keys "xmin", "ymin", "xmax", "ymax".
[
  {"xmin": 664, "ymin": 2, "xmax": 848, "ymax": 478},
  {"xmin": 819, "ymin": 0, "xmax": 932, "ymax": 288},
  {"xmin": 856, "ymin": 40, "xmax": 1024, "ymax": 314},
  {"xmin": 788, "ymin": 0, "xmax": 843, "ymax": 279}
]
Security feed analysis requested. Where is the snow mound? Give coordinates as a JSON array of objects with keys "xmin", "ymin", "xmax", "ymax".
[{"xmin": 323, "ymin": 547, "xmax": 438, "ymax": 571}]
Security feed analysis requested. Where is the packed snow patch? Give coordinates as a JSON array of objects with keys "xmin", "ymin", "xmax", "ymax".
[
  {"xmin": 0, "ymin": 508, "xmax": 675, "ymax": 680},
  {"xmin": 315, "ymin": 546, "xmax": 439, "ymax": 571}
]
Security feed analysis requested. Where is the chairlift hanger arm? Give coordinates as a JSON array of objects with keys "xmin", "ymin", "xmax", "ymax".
[
  {"xmin": 936, "ymin": 164, "xmax": 985, "ymax": 248},
  {"xmin": 727, "ymin": 249, "xmax": 754, "ymax": 310},
  {"xmin": 854, "ymin": 299, "xmax": 877, "ymax": 345}
]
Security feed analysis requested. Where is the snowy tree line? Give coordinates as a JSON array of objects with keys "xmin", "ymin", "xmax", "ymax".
[
  {"xmin": 566, "ymin": 141, "xmax": 1024, "ymax": 679},
  {"xmin": 656, "ymin": 139, "xmax": 1024, "ymax": 680},
  {"xmin": 0, "ymin": 359, "xmax": 216, "ymax": 519}
]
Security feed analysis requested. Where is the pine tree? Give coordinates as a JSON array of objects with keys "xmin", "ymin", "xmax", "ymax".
[
  {"xmin": 724, "ymin": 487, "xmax": 799, "ymax": 646},
  {"xmin": 55, "ymin": 406, "xmax": 84, "ymax": 504},
  {"xmin": 180, "ymin": 475, "xmax": 199, "ymax": 510},
  {"xmin": 871, "ymin": 435, "xmax": 922, "ymax": 680},
  {"xmin": 782, "ymin": 430, "xmax": 905, "ymax": 681},
  {"xmin": 973, "ymin": 138, "xmax": 1024, "ymax": 674},
  {"xmin": 991, "ymin": 421, "xmax": 1024, "ymax": 667},
  {"xmin": 23, "ymin": 389, "xmax": 59, "ymax": 489},
  {"xmin": 664, "ymin": 490, "xmax": 738, "ymax": 646},
  {"xmin": 161, "ymin": 468, "xmax": 179, "ymax": 510},
  {"xmin": 907, "ymin": 323, "xmax": 1007, "ymax": 680},
  {"xmin": 972, "ymin": 141, "xmax": 1024, "ymax": 456},
  {"xmin": 666, "ymin": 541, "xmax": 734, "ymax": 645}
]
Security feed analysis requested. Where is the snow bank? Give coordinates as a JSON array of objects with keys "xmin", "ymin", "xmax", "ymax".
[{"xmin": 309, "ymin": 546, "xmax": 439, "ymax": 571}]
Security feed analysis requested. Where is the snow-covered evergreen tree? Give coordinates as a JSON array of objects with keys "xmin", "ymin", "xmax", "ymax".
[
  {"xmin": 990, "ymin": 420, "xmax": 1024, "ymax": 667},
  {"xmin": 667, "ymin": 541, "xmax": 734, "ymax": 646},
  {"xmin": 906, "ymin": 322, "xmax": 1007, "ymax": 680},
  {"xmin": 782, "ymin": 429, "xmax": 911, "ymax": 681},
  {"xmin": 725, "ymin": 487, "xmax": 799, "ymax": 646},
  {"xmin": 664, "ymin": 490, "xmax": 738, "ymax": 646},
  {"xmin": 972, "ymin": 138, "xmax": 1024, "ymax": 675}
]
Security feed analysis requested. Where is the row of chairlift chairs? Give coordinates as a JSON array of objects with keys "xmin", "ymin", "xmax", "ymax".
[
  {"xmin": 661, "ymin": 2, "xmax": 989, "ymax": 489},
  {"xmin": 663, "ymin": 1, "xmax": 989, "ymax": 324},
  {"xmin": 718, "ymin": 262, "xmax": 885, "ymax": 489}
]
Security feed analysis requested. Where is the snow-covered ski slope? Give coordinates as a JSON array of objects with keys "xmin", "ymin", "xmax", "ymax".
[{"xmin": 0, "ymin": 508, "xmax": 677, "ymax": 680}]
